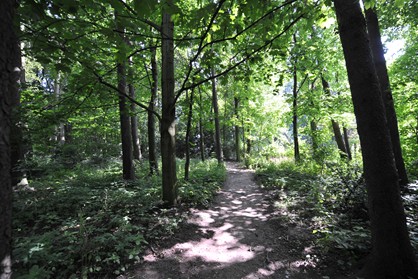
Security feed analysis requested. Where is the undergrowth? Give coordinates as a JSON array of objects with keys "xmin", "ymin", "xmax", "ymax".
[
  {"xmin": 255, "ymin": 159, "xmax": 418, "ymax": 270},
  {"xmin": 13, "ymin": 158, "xmax": 226, "ymax": 279}
]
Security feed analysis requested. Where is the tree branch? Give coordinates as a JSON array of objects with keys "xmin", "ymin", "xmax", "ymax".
[{"xmin": 175, "ymin": 13, "xmax": 305, "ymax": 102}]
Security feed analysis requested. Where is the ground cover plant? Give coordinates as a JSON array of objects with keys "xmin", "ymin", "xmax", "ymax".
[
  {"xmin": 255, "ymin": 159, "xmax": 418, "ymax": 272},
  {"xmin": 12, "ymin": 158, "xmax": 225, "ymax": 278}
]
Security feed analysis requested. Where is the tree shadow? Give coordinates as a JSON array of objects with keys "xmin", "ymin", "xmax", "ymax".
[{"xmin": 126, "ymin": 163, "xmax": 332, "ymax": 279}]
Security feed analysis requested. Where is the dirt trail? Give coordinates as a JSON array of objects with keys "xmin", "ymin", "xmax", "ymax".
[{"xmin": 127, "ymin": 162, "xmax": 330, "ymax": 279}]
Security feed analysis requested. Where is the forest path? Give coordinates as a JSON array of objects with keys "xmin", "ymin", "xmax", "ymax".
[{"xmin": 126, "ymin": 162, "xmax": 328, "ymax": 279}]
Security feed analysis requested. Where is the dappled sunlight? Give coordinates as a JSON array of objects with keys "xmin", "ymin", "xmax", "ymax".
[{"xmin": 135, "ymin": 163, "xmax": 320, "ymax": 278}]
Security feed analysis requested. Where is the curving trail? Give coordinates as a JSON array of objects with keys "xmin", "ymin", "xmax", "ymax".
[{"xmin": 126, "ymin": 162, "xmax": 332, "ymax": 279}]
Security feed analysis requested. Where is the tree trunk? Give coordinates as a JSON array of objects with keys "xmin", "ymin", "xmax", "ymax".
[
  {"xmin": 148, "ymin": 46, "xmax": 158, "ymax": 175},
  {"xmin": 234, "ymin": 97, "xmax": 241, "ymax": 162},
  {"xmin": 321, "ymin": 76, "xmax": 348, "ymax": 158},
  {"xmin": 211, "ymin": 67, "xmax": 223, "ymax": 164},
  {"xmin": 115, "ymin": 12, "xmax": 135, "ymax": 180},
  {"xmin": 343, "ymin": 127, "xmax": 352, "ymax": 160},
  {"xmin": 10, "ymin": 21, "xmax": 25, "ymax": 187},
  {"xmin": 0, "ymin": 1, "xmax": 16, "ymax": 277},
  {"xmin": 246, "ymin": 137, "xmax": 251, "ymax": 154},
  {"xmin": 331, "ymin": 119, "xmax": 348, "ymax": 158},
  {"xmin": 128, "ymin": 69, "xmax": 141, "ymax": 160},
  {"xmin": 198, "ymin": 86, "xmax": 205, "ymax": 161},
  {"xmin": 310, "ymin": 120, "xmax": 319, "ymax": 160},
  {"xmin": 161, "ymin": 1, "xmax": 177, "ymax": 205},
  {"xmin": 292, "ymin": 63, "xmax": 300, "ymax": 162},
  {"xmin": 333, "ymin": 1, "xmax": 418, "ymax": 277},
  {"xmin": 365, "ymin": 7, "xmax": 408, "ymax": 186},
  {"xmin": 184, "ymin": 88, "xmax": 194, "ymax": 180},
  {"xmin": 54, "ymin": 74, "xmax": 66, "ymax": 145}
]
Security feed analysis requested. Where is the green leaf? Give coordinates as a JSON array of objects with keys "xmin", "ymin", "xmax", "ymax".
[
  {"xmin": 394, "ymin": 0, "xmax": 404, "ymax": 7},
  {"xmin": 134, "ymin": 0, "xmax": 158, "ymax": 17}
]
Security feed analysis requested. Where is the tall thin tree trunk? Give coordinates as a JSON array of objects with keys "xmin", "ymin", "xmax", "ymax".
[
  {"xmin": 343, "ymin": 127, "xmax": 352, "ymax": 160},
  {"xmin": 184, "ymin": 88, "xmax": 194, "ymax": 180},
  {"xmin": 292, "ymin": 63, "xmax": 300, "ymax": 162},
  {"xmin": 10, "ymin": 22, "xmax": 26, "ymax": 187},
  {"xmin": 161, "ymin": 1, "xmax": 177, "ymax": 205},
  {"xmin": 211, "ymin": 67, "xmax": 223, "ymax": 164},
  {"xmin": 198, "ymin": 86, "xmax": 205, "ymax": 161},
  {"xmin": 128, "ymin": 65, "xmax": 141, "ymax": 160},
  {"xmin": 54, "ymin": 74, "xmax": 66, "ymax": 145},
  {"xmin": 0, "ymin": 1, "xmax": 16, "ymax": 277},
  {"xmin": 246, "ymin": 137, "xmax": 251, "ymax": 154},
  {"xmin": 115, "ymin": 12, "xmax": 135, "ymax": 180},
  {"xmin": 148, "ymin": 46, "xmax": 158, "ymax": 174},
  {"xmin": 321, "ymin": 76, "xmax": 348, "ymax": 158},
  {"xmin": 234, "ymin": 97, "xmax": 240, "ymax": 162},
  {"xmin": 310, "ymin": 120, "xmax": 319, "ymax": 160},
  {"xmin": 331, "ymin": 119, "xmax": 348, "ymax": 158},
  {"xmin": 333, "ymin": 1, "xmax": 417, "ymax": 277},
  {"xmin": 365, "ymin": 7, "xmax": 408, "ymax": 186}
]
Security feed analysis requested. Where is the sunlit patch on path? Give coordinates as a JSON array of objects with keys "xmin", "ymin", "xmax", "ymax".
[{"xmin": 127, "ymin": 162, "xmax": 321, "ymax": 279}]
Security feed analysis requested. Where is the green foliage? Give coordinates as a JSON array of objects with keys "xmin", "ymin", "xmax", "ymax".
[
  {"xmin": 178, "ymin": 159, "xmax": 226, "ymax": 206},
  {"xmin": 13, "ymin": 159, "xmax": 225, "ymax": 278},
  {"xmin": 255, "ymin": 159, "xmax": 370, "ymax": 263}
]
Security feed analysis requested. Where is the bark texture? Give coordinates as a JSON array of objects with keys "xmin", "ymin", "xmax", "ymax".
[
  {"xmin": 198, "ymin": 86, "xmax": 205, "ymax": 162},
  {"xmin": 211, "ymin": 67, "xmax": 223, "ymax": 165},
  {"xmin": 292, "ymin": 64, "xmax": 300, "ymax": 162},
  {"xmin": 129, "ymin": 72, "xmax": 141, "ymax": 161},
  {"xmin": 343, "ymin": 127, "xmax": 352, "ymax": 160},
  {"xmin": 331, "ymin": 119, "xmax": 347, "ymax": 158},
  {"xmin": 334, "ymin": 0, "xmax": 418, "ymax": 277},
  {"xmin": 161, "ymin": 2, "xmax": 177, "ymax": 205},
  {"xmin": 321, "ymin": 76, "xmax": 348, "ymax": 158},
  {"xmin": 184, "ymin": 89, "xmax": 194, "ymax": 180},
  {"xmin": 148, "ymin": 46, "xmax": 158, "ymax": 175},
  {"xmin": 365, "ymin": 8, "xmax": 408, "ymax": 186},
  {"xmin": 10, "ymin": 25, "xmax": 25, "ymax": 187},
  {"xmin": 234, "ymin": 97, "xmax": 240, "ymax": 162},
  {"xmin": 115, "ymin": 13, "xmax": 135, "ymax": 180},
  {"xmin": 0, "ymin": 1, "xmax": 15, "ymax": 277}
]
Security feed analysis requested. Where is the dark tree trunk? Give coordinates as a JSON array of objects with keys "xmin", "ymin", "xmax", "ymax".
[
  {"xmin": 211, "ymin": 67, "xmax": 223, "ymax": 164},
  {"xmin": 115, "ymin": 12, "xmax": 135, "ymax": 180},
  {"xmin": 0, "ymin": 1, "xmax": 16, "ymax": 277},
  {"xmin": 161, "ymin": 2, "xmax": 177, "ymax": 205},
  {"xmin": 321, "ymin": 76, "xmax": 348, "ymax": 158},
  {"xmin": 198, "ymin": 86, "xmax": 205, "ymax": 162},
  {"xmin": 244, "ymin": 122, "xmax": 251, "ymax": 155},
  {"xmin": 343, "ymin": 127, "xmax": 352, "ymax": 160},
  {"xmin": 222, "ymin": 99, "xmax": 228, "ymax": 160},
  {"xmin": 310, "ymin": 120, "xmax": 319, "ymax": 160},
  {"xmin": 331, "ymin": 119, "xmax": 348, "ymax": 158},
  {"xmin": 292, "ymin": 64, "xmax": 300, "ymax": 162},
  {"xmin": 234, "ymin": 97, "xmax": 241, "ymax": 162},
  {"xmin": 333, "ymin": 1, "xmax": 418, "ymax": 277},
  {"xmin": 148, "ymin": 46, "xmax": 158, "ymax": 175},
  {"xmin": 365, "ymin": 7, "xmax": 408, "ymax": 186},
  {"xmin": 184, "ymin": 88, "xmax": 194, "ymax": 180},
  {"xmin": 128, "ymin": 71, "xmax": 141, "ymax": 160},
  {"xmin": 10, "ymin": 20, "xmax": 25, "ymax": 187},
  {"xmin": 246, "ymin": 137, "xmax": 251, "ymax": 154}
]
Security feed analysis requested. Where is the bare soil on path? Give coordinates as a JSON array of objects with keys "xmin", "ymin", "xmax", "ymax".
[{"xmin": 126, "ymin": 162, "xmax": 344, "ymax": 279}]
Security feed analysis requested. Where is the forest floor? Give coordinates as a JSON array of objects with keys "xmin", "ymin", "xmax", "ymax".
[{"xmin": 123, "ymin": 162, "xmax": 351, "ymax": 279}]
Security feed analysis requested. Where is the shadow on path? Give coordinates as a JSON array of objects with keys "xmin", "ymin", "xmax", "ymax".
[{"xmin": 127, "ymin": 162, "xmax": 324, "ymax": 279}]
